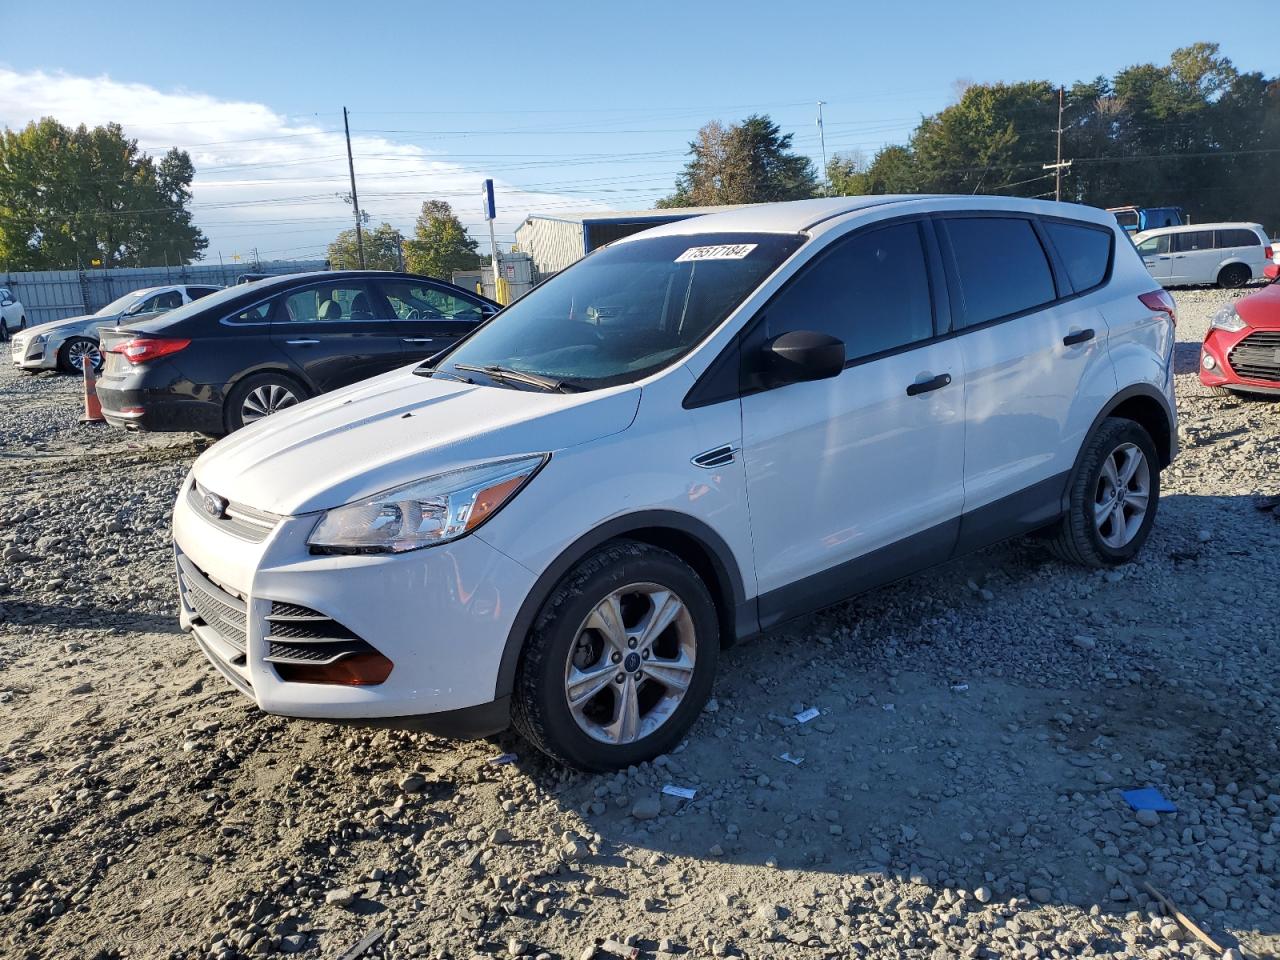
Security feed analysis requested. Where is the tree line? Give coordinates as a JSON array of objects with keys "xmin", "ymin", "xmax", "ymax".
[
  {"xmin": 660, "ymin": 43, "xmax": 1280, "ymax": 232},
  {"xmin": 0, "ymin": 119, "xmax": 206, "ymax": 271},
  {"xmin": 326, "ymin": 200, "xmax": 483, "ymax": 278}
]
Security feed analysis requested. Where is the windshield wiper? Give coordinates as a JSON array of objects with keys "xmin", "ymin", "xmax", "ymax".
[
  {"xmin": 453, "ymin": 363, "xmax": 565, "ymax": 392},
  {"xmin": 418, "ymin": 365, "xmax": 474, "ymax": 384}
]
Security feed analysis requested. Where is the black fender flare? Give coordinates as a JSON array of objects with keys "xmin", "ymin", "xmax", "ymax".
[{"xmin": 492, "ymin": 510, "xmax": 751, "ymax": 701}]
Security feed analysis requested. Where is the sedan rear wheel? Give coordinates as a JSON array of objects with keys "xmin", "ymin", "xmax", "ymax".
[{"xmin": 225, "ymin": 373, "xmax": 307, "ymax": 432}]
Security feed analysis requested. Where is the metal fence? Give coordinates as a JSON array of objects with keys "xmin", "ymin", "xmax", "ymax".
[{"xmin": 1, "ymin": 260, "xmax": 326, "ymax": 326}]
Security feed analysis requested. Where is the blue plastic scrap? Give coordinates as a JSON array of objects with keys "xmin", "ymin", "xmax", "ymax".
[{"xmin": 1122, "ymin": 788, "xmax": 1177, "ymax": 813}]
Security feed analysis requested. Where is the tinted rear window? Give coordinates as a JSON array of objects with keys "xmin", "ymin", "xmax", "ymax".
[
  {"xmin": 1045, "ymin": 221, "xmax": 1112, "ymax": 292},
  {"xmin": 944, "ymin": 217, "xmax": 1057, "ymax": 327},
  {"xmin": 1217, "ymin": 228, "xmax": 1260, "ymax": 249}
]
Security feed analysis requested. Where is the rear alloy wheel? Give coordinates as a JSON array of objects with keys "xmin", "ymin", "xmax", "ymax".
[
  {"xmin": 513, "ymin": 541, "xmax": 719, "ymax": 771},
  {"xmin": 226, "ymin": 374, "xmax": 304, "ymax": 431},
  {"xmin": 58, "ymin": 337, "xmax": 103, "ymax": 374},
  {"xmin": 1047, "ymin": 418, "xmax": 1160, "ymax": 568},
  {"xmin": 1217, "ymin": 263, "xmax": 1250, "ymax": 289}
]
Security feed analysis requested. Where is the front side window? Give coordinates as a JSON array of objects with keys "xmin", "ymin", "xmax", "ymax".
[
  {"xmin": 380, "ymin": 280, "xmax": 486, "ymax": 322},
  {"xmin": 944, "ymin": 217, "xmax": 1056, "ymax": 327},
  {"xmin": 762, "ymin": 221, "xmax": 934, "ymax": 361},
  {"xmin": 436, "ymin": 232, "xmax": 803, "ymax": 389},
  {"xmin": 1172, "ymin": 230, "xmax": 1213, "ymax": 253},
  {"xmin": 281, "ymin": 284, "xmax": 376, "ymax": 322},
  {"xmin": 1044, "ymin": 220, "xmax": 1112, "ymax": 292}
]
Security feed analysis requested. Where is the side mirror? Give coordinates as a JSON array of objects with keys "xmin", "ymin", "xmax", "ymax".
[
  {"xmin": 1265, "ymin": 264, "xmax": 1279, "ymax": 281},
  {"xmin": 762, "ymin": 330, "xmax": 845, "ymax": 387}
]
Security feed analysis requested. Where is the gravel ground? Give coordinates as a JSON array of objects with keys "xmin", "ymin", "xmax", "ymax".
[{"xmin": 1, "ymin": 286, "xmax": 1278, "ymax": 960}]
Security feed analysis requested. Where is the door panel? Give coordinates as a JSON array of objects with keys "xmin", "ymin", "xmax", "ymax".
[
  {"xmin": 938, "ymin": 215, "xmax": 1117, "ymax": 516},
  {"xmin": 1136, "ymin": 236, "xmax": 1172, "ymax": 281},
  {"xmin": 375, "ymin": 279, "xmax": 494, "ymax": 359},
  {"xmin": 743, "ymin": 340, "xmax": 966, "ymax": 621},
  {"xmin": 957, "ymin": 299, "xmax": 1115, "ymax": 513},
  {"xmin": 270, "ymin": 281, "xmax": 404, "ymax": 391},
  {"xmin": 738, "ymin": 218, "xmax": 964, "ymax": 623}
]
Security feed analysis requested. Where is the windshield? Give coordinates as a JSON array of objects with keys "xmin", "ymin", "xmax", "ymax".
[
  {"xmin": 434, "ymin": 232, "xmax": 803, "ymax": 389},
  {"xmin": 94, "ymin": 291, "xmax": 149, "ymax": 317}
]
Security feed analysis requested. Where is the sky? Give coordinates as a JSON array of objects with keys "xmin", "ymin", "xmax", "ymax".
[{"xmin": 0, "ymin": 0, "xmax": 1271, "ymax": 266}]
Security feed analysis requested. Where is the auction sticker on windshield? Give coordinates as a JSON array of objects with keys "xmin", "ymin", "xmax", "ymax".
[{"xmin": 675, "ymin": 243, "xmax": 758, "ymax": 263}]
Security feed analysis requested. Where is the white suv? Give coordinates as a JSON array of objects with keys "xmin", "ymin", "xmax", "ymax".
[
  {"xmin": 0, "ymin": 287, "xmax": 26, "ymax": 340},
  {"xmin": 174, "ymin": 196, "xmax": 1178, "ymax": 770}
]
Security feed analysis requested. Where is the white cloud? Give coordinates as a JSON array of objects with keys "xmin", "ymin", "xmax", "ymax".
[{"xmin": 0, "ymin": 67, "xmax": 614, "ymax": 264}]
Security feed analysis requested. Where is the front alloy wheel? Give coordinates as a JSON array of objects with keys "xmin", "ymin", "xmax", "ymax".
[
  {"xmin": 565, "ymin": 583, "xmax": 698, "ymax": 745},
  {"xmin": 513, "ymin": 541, "xmax": 719, "ymax": 770}
]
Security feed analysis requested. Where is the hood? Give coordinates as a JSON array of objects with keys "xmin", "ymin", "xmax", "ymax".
[
  {"xmin": 193, "ymin": 367, "xmax": 641, "ymax": 515},
  {"xmin": 21, "ymin": 313, "xmax": 102, "ymax": 338},
  {"xmin": 1236, "ymin": 283, "xmax": 1280, "ymax": 330}
]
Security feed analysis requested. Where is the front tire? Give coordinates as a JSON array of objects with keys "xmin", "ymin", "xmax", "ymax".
[
  {"xmin": 1047, "ymin": 418, "xmax": 1160, "ymax": 568},
  {"xmin": 58, "ymin": 337, "xmax": 102, "ymax": 374},
  {"xmin": 512, "ymin": 541, "xmax": 720, "ymax": 771},
  {"xmin": 225, "ymin": 373, "xmax": 306, "ymax": 431}
]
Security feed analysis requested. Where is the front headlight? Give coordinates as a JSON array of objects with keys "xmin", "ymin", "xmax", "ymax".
[
  {"xmin": 308, "ymin": 454, "xmax": 547, "ymax": 554},
  {"xmin": 32, "ymin": 333, "xmax": 48, "ymax": 345},
  {"xmin": 1210, "ymin": 305, "xmax": 1247, "ymax": 333}
]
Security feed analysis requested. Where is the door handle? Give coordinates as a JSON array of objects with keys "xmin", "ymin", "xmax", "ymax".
[
  {"xmin": 1063, "ymin": 328, "xmax": 1095, "ymax": 347},
  {"xmin": 285, "ymin": 338, "xmax": 320, "ymax": 346},
  {"xmin": 905, "ymin": 373, "xmax": 951, "ymax": 396},
  {"xmin": 401, "ymin": 338, "xmax": 435, "ymax": 343}
]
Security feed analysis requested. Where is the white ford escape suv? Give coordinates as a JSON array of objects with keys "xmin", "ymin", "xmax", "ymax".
[{"xmin": 174, "ymin": 196, "xmax": 1177, "ymax": 771}]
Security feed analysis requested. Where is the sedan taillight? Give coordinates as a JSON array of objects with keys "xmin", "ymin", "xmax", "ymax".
[
  {"xmin": 1138, "ymin": 290, "xmax": 1176, "ymax": 326},
  {"xmin": 110, "ymin": 336, "xmax": 191, "ymax": 364}
]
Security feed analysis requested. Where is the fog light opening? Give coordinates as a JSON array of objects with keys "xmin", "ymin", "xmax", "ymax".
[
  {"xmin": 274, "ymin": 652, "xmax": 394, "ymax": 685},
  {"xmin": 1202, "ymin": 354, "xmax": 1217, "ymax": 371}
]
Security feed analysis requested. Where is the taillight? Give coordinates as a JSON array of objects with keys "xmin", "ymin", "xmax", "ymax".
[
  {"xmin": 110, "ymin": 336, "xmax": 191, "ymax": 364},
  {"xmin": 1266, "ymin": 245, "xmax": 1274, "ymax": 261},
  {"xmin": 1138, "ymin": 290, "xmax": 1176, "ymax": 326}
]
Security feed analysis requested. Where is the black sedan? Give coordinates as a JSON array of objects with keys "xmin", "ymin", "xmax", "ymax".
[{"xmin": 96, "ymin": 271, "xmax": 498, "ymax": 434}]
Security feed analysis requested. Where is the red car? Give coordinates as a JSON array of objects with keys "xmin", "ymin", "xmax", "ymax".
[{"xmin": 1200, "ymin": 263, "xmax": 1280, "ymax": 397}]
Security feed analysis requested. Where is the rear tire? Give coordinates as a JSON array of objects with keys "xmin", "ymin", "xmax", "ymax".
[
  {"xmin": 1047, "ymin": 418, "xmax": 1160, "ymax": 568},
  {"xmin": 511, "ymin": 540, "xmax": 719, "ymax": 771},
  {"xmin": 225, "ymin": 373, "xmax": 306, "ymax": 432},
  {"xmin": 0, "ymin": 319, "xmax": 8, "ymax": 342},
  {"xmin": 57, "ymin": 337, "xmax": 102, "ymax": 374},
  {"xmin": 1217, "ymin": 264, "xmax": 1250, "ymax": 289}
]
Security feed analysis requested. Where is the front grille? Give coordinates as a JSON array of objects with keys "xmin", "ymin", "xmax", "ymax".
[
  {"xmin": 265, "ymin": 602, "xmax": 375, "ymax": 666},
  {"xmin": 177, "ymin": 553, "xmax": 248, "ymax": 654},
  {"xmin": 11, "ymin": 338, "xmax": 26, "ymax": 360},
  {"xmin": 1228, "ymin": 331, "xmax": 1280, "ymax": 383},
  {"xmin": 187, "ymin": 481, "xmax": 280, "ymax": 543}
]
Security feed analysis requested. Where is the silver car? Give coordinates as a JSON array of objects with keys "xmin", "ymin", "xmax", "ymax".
[{"xmin": 11, "ymin": 284, "xmax": 221, "ymax": 373}]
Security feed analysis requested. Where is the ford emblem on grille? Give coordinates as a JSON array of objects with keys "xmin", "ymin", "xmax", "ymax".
[{"xmin": 202, "ymin": 491, "xmax": 228, "ymax": 519}]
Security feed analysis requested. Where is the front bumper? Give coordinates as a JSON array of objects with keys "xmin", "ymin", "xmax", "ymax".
[
  {"xmin": 172, "ymin": 474, "xmax": 535, "ymax": 732},
  {"xmin": 10, "ymin": 335, "xmax": 57, "ymax": 370},
  {"xmin": 1200, "ymin": 327, "xmax": 1280, "ymax": 394}
]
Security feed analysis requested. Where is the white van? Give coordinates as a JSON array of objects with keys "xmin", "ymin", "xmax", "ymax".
[
  {"xmin": 1133, "ymin": 222, "xmax": 1271, "ymax": 288},
  {"xmin": 174, "ymin": 195, "xmax": 1178, "ymax": 770}
]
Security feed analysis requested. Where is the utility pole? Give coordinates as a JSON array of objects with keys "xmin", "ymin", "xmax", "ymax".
[
  {"xmin": 816, "ymin": 100, "xmax": 828, "ymax": 185},
  {"xmin": 395, "ymin": 230, "xmax": 406, "ymax": 271},
  {"xmin": 343, "ymin": 106, "xmax": 366, "ymax": 269},
  {"xmin": 1043, "ymin": 86, "xmax": 1072, "ymax": 202}
]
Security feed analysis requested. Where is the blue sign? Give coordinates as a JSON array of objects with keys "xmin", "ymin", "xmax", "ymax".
[{"xmin": 481, "ymin": 179, "xmax": 496, "ymax": 221}]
